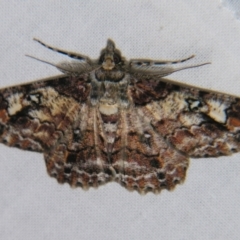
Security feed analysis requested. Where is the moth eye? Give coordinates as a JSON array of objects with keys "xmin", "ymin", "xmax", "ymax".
[{"xmin": 113, "ymin": 54, "xmax": 121, "ymax": 64}]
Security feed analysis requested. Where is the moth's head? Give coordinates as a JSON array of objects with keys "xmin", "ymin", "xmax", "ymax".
[{"xmin": 99, "ymin": 39, "xmax": 124, "ymax": 70}]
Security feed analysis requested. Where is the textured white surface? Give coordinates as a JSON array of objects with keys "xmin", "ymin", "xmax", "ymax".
[
  {"xmin": 222, "ymin": 0, "xmax": 240, "ymax": 19},
  {"xmin": 0, "ymin": 1, "xmax": 240, "ymax": 240}
]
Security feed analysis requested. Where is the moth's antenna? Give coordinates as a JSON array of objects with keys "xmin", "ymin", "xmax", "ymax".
[
  {"xmin": 33, "ymin": 38, "xmax": 90, "ymax": 62},
  {"xmin": 130, "ymin": 61, "xmax": 211, "ymax": 77},
  {"xmin": 173, "ymin": 62, "xmax": 211, "ymax": 72},
  {"xmin": 25, "ymin": 54, "xmax": 72, "ymax": 73},
  {"xmin": 25, "ymin": 54, "xmax": 57, "ymax": 68}
]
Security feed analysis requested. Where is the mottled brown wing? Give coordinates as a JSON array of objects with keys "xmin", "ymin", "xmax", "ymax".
[
  {"xmin": 0, "ymin": 74, "xmax": 121, "ymax": 190},
  {"xmin": 44, "ymin": 101, "xmax": 188, "ymax": 194},
  {"xmin": 119, "ymin": 76, "xmax": 240, "ymax": 193},
  {"xmin": 131, "ymin": 77, "xmax": 240, "ymax": 156},
  {"xmin": 0, "ymin": 75, "xmax": 90, "ymax": 151},
  {"xmin": 101, "ymin": 106, "xmax": 188, "ymax": 194},
  {"xmin": 44, "ymin": 104, "xmax": 116, "ymax": 189},
  {"xmin": 2, "ymin": 73, "xmax": 239, "ymax": 194}
]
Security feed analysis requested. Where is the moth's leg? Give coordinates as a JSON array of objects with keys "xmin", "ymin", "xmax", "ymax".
[
  {"xmin": 33, "ymin": 38, "xmax": 91, "ymax": 62},
  {"xmin": 130, "ymin": 55, "xmax": 195, "ymax": 67}
]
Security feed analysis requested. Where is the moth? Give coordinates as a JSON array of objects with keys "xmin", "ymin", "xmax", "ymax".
[{"xmin": 0, "ymin": 39, "xmax": 240, "ymax": 194}]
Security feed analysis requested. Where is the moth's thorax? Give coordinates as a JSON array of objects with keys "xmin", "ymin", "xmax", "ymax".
[
  {"xmin": 90, "ymin": 69, "xmax": 130, "ymax": 113},
  {"xmin": 95, "ymin": 67, "xmax": 125, "ymax": 82}
]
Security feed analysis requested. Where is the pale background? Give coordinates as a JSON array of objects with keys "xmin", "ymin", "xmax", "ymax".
[{"xmin": 0, "ymin": 1, "xmax": 240, "ymax": 240}]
